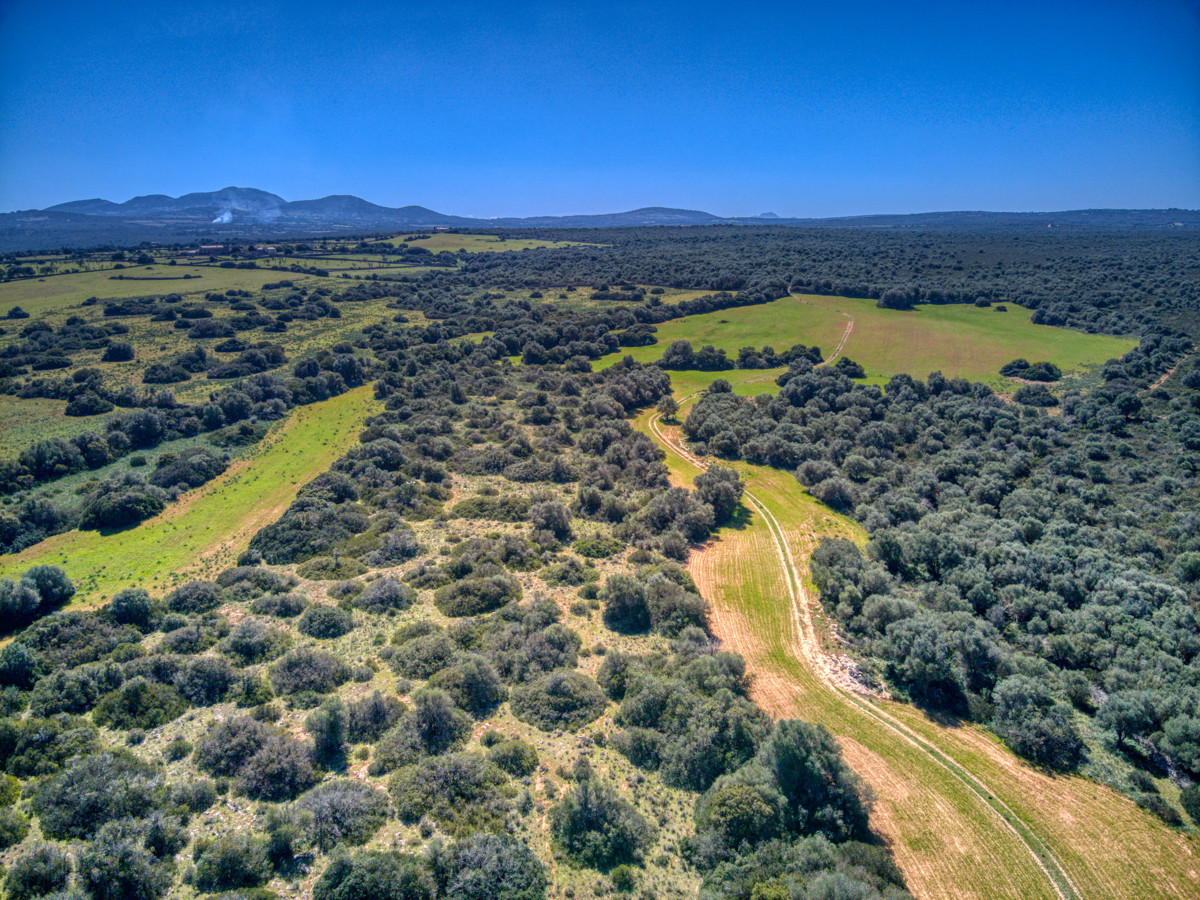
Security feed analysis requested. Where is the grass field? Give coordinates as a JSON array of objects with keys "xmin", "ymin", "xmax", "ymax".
[
  {"xmin": 372, "ymin": 233, "xmax": 597, "ymax": 252},
  {"xmin": 0, "ymin": 385, "xmax": 379, "ymax": 604},
  {"xmin": 0, "ymin": 397, "xmax": 100, "ymax": 458},
  {"xmin": 0, "ymin": 264, "xmax": 323, "ymax": 318},
  {"xmin": 635, "ymin": 397, "xmax": 1199, "ymax": 900},
  {"xmin": 602, "ymin": 294, "xmax": 1136, "ymax": 387}
]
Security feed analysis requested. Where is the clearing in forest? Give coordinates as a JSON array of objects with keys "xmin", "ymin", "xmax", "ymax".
[
  {"xmin": 0, "ymin": 385, "xmax": 379, "ymax": 604},
  {"xmin": 603, "ymin": 294, "xmax": 1136, "ymax": 387},
  {"xmin": 635, "ymin": 400, "xmax": 1198, "ymax": 900},
  {"xmin": 372, "ymin": 233, "xmax": 598, "ymax": 252}
]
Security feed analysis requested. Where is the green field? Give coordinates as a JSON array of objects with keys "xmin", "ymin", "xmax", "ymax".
[
  {"xmin": 601, "ymin": 294, "xmax": 1137, "ymax": 387},
  {"xmin": 0, "ymin": 397, "xmax": 97, "ymax": 458},
  {"xmin": 373, "ymin": 233, "xmax": 597, "ymax": 253},
  {"xmin": 635, "ymin": 398, "xmax": 1199, "ymax": 900},
  {"xmin": 0, "ymin": 385, "xmax": 379, "ymax": 603},
  {"xmin": 0, "ymin": 264, "xmax": 323, "ymax": 318}
]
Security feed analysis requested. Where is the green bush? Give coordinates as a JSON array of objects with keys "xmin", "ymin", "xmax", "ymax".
[
  {"xmin": 314, "ymin": 851, "xmax": 433, "ymax": 900},
  {"xmin": 511, "ymin": 669, "xmax": 607, "ymax": 732},
  {"xmin": 194, "ymin": 833, "xmax": 273, "ymax": 893},
  {"xmin": 433, "ymin": 575, "xmax": 521, "ymax": 617},
  {"xmin": 573, "ymin": 534, "xmax": 625, "ymax": 559},
  {"xmin": 32, "ymin": 752, "xmax": 166, "ymax": 840},
  {"xmin": 428, "ymin": 654, "xmax": 506, "ymax": 716},
  {"xmin": 4, "ymin": 843, "xmax": 73, "ymax": 900},
  {"xmin": 550, "ymin": 777, "xmax": 651, "ymax": 868},
  {"xmin": 294, "ymin": 779, "xmax": 389, "ymax": 851},
  {"xmin": 352, "ymin": 577, "xmax": 416, "ymax": 613},
  {"xmin": 298, "ymin": 604, "xmax": 355, "ymax": 639},
  {"xmin": 270, "ymin": 647, "xmax": 351, "ymax": 695},
  {"xmin": 489, "ymin": 739, "xmax": 539, "ymax": 777},
  {"xmin": 436, "ymin": 831, "xmax": 546, "ymax": 900},
  {"xmin": 389, "ymin": 753, "xmax": 510, "ymax": 834},
  {"xmin": 0, "ymin": 805, "xmax": 29, "ymax": 849},
  {"xmin": 389, "ymin": 632, "xmax": 458, "ymax": 679},
  {"xmin": 93, "ymin": 677, "xmax": 188, "ymax": 729}
]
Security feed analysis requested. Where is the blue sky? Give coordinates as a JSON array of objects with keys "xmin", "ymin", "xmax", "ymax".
[{"xmin": 1, "ymin": 0, "xmax": 1197, "ymax": 216}]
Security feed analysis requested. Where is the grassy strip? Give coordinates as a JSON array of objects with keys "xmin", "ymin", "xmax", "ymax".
[{"xmin": 0, "ymin": 384, "xmax": 378, "ymax": 603}]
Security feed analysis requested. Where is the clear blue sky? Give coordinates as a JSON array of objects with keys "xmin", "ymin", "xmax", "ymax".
[{"xmin": 1, "ymin": 0, "xmax": 1197, "ymax": 216}]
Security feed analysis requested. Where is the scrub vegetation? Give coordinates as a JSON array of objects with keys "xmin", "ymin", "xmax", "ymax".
[{"xmin": 0, "ymin": 224, "xmax": 1196, "ymax": 900}]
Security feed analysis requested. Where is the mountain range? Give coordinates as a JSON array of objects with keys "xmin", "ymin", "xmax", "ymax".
[{"xmin": 2, "ymin": 186, "xmax": 1197, "ymax": 252}]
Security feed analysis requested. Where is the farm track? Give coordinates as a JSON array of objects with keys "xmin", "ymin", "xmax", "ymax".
[
  {"xmin": 800, "ymin": 297, "xmax": 855, "ymax": 363},
  {"xmin": 647, "ymin": 407, "xmax": 1078, "ymax": 900}
]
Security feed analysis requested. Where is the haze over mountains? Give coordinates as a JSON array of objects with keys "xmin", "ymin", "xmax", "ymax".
[{"xmin": 2, "ymin": 186, "xmax": 1197, "ymax": 252}]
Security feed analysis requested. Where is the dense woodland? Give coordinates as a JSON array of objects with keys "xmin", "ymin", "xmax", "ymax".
[{"xmin": 0, "ymin": 225, "xmax": 1195, "ymax": 898}]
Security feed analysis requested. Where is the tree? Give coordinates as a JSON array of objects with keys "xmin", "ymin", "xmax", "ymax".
[
  {"xmin": 307, "ymin": 697, "xmax": 348, "ymax": 766},
  {"xmin": 550, "ymin": 777, "xmax": 652, "ymax": 868},
  {"xmin": 991, "ymin": 676, "xmax": 1084, "ymax": 770},
  {"xmin": 695, "ymin": 465, "xmax": 743, "ymax": 525},
  {"xmin": 656, "ymin": 394, "xmax": 679, "ymax": 421}
]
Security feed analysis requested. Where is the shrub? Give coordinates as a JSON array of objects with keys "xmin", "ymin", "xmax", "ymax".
[
  {"xmin": 0, "ymin": 642, "xmax": 41, "ymax": 688},
  {"xmin": 173, "ymin": 655, "xmax": 234, "ymax": 705},
  {"xmin": 433, "ymin": 575, "xmax": 521, "ymax": 617},
  {"xmin": 510, "ymin": 670, "xmax": 608, "ymax": 732},
  {"xmin": 429, "ymin": 654, "xmax": 506, "ymax": 717},
  {"xmin": 314, "ymin": 851, "xmax": 433, "ymax": 900},
  {"xmin": 991, "ymin": 676, "xmax": 1084, "ymax": 770},
  {"xmin": 219, "ymin": 618, "xmax": 292, "ymax": 665},
  {"xmin": 389, "ymin": 752, "xmax": 510, "ymax": 831},
  {"xmin": 352, "ymin": 577, "xmax": 416, "ymax": 613},
  {"xmin": 236, "ymin": 736, "xmax": 319, "ymax": 801},
  {"xmin": 550, "ymin": 777, "xmax": 651, "ymax": 868},
  {"xmin": 194, "ymin": 833, "xmax": 273, "ymax": 892},
  {"xmin": 4, "ymin": 843, "xmax": 73, "ymax": 900},
  {"xmin": 372, "ymin": 690, "xmax": 472, "ymax": 774},
  {"xmin": 32, "ymin": 752, "xmax": 166, "ymax": 840},
  {"xmin": 298, "ymin": 604, "xmax": 355, "ymax": 639},
  {"xmin": 149, "ymin": 447, "xmax": 228, "ymax": 490},
  {"xmin": 195, "ymin": 716, "xmax": 276, "ymax": 776},
  {"xmin": 0, "ymin": 714, "xmax": 99, "ymax": 776},
  {"xmin": 165, "ymin": 579, "xmax": 222, "ymax": 613},
  {"xmin": 78, "ymin": 837, "xmax": 170, "ymax": 900},
  {"xmin": 271, "ymin": 647, "xmax": 351, "ymax": 695},
  {"xmin": 78, "ymin": 475, "xmax": 167, "ymax": 529},
  {"xmin": 172, "ymin": 778, "xmax": 217, "ymax": 813},
  {"xmin": 250, "ymin": 591, "xmax": 310, "ymax": 617},
  {"xmin": 103, "ymin": 341, "xmax": 136, "ymax": 362},
  {"xmin": 573, "ymin": 534, "xmax": 625, "ymax": 559},
  {"xmin": 0, "ymin": 805, "xmax": 29, "ymax": 848},
  {"xmin": 389, "ymin": 632, "xmax": 458, "ymax": 679},
  {"xmin": 108, "ymin": 588, "xmax": 155, "ymax": 629},
  {"xmin": 489, "ymin": 739, "xmax": 539, "ymax": 777},
  {"xmin": 93, "ymin": 677, "xmax": 188, "ymax": 729},
  {"xmin": 294, "ymin": 779, "xmax": 389, "ymax": 851},
  {"xmin": 29, "ymin": 662, "xmax": 124, "ymax": 716},
  {"xmin": 347, "ymin": 691, "xmax": 405, "ymax": 743},
  {"xmin": 436, "ymin": 831, "xmax": 546, "ymax": 900},
  {"xmin": 306, "ymin": 698, "xmax": 348, "ymax": 765}
]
